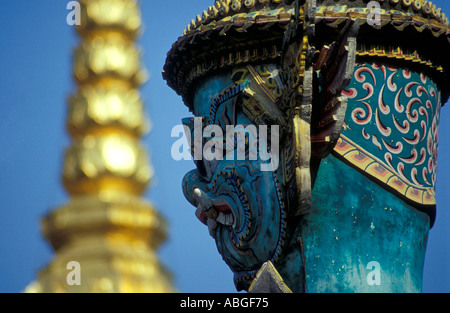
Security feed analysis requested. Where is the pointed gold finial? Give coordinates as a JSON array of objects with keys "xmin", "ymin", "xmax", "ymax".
[{"xmin": 29, "ymin": 0, "xmax": 174, "ymax": 293}]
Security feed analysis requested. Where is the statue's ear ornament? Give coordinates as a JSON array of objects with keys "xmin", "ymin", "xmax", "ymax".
[{"xmin": 280, "ymin": 0, "xmax": 360, "ymax": 217}]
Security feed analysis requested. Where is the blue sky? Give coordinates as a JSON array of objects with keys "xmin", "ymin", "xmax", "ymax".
[{"xmin": 0, "ymin": 1, "xmax": 448, "ymax": 293}]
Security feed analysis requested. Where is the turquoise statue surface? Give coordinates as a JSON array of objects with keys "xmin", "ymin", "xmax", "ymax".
[
  {"xmin": 164, "ymin": 0, "xmax": 450, "ymax": 292},
  {"xmin": 180, "ymin": 62, "xmax": 439, "ymax": 292},
  {"xmin": 305, "ymin": 153, "xmax": 430, "ymax": 292}
]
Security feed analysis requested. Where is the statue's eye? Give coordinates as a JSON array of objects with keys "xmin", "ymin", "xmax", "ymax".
[
  {"xmin": 231, "ymin": 69, "xmax": 246, "ymax": 83},
  {"xmin": 194, "ymin": 159, "xmax": 207, "ymax": 178}
]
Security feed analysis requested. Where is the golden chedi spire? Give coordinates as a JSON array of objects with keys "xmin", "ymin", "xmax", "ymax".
[{"xmin": 29, "ymin": 0, "xmax": 174, "ymax": 293}]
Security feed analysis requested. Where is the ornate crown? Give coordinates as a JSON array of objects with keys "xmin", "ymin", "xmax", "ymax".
[{"xmin": 163, "ymin": 0, "xmax": 450, "ymax": 108}]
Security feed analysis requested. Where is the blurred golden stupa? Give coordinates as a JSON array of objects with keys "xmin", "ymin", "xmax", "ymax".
[{"xmin": 25, "ymin": 0, "xmax": 174, "ymax": 293}]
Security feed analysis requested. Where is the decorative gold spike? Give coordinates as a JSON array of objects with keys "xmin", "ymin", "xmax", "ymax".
[{"xmin": 248, "ymin": 261, "xmax": 292, "ymax": 293}]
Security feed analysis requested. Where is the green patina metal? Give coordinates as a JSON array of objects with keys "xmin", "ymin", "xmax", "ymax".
[{"xmin": 304, "ymin": 153, "xmax": 430, "ymax": 292}]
